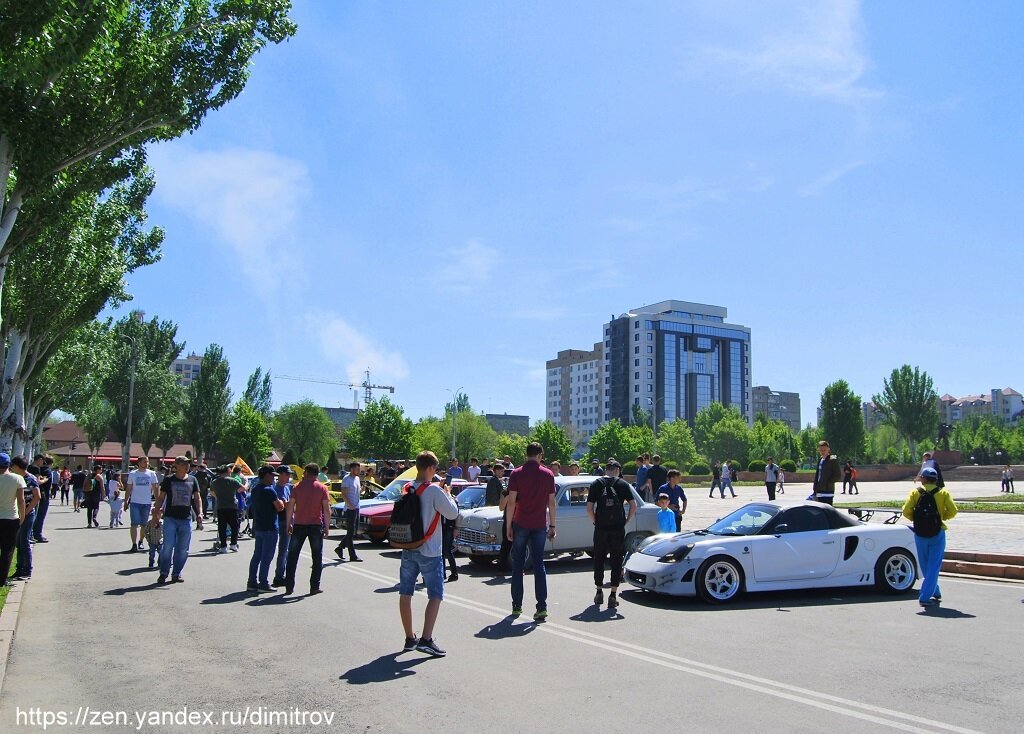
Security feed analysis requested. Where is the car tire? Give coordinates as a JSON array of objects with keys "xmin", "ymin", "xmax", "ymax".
[
  {"xmin": 624, "ymin": 531, "xmax": 650, "ymax": 556},
  {"xmin": 695, "ymin": 555, "xmax": 744, "ymax": 604},
  {"xmin": 874, "ymin": 548, "xmax": 917, "ymax": 594},
  {"xmin": 468, "ymin": 555, "xmax": 495, "ymax": 567}
]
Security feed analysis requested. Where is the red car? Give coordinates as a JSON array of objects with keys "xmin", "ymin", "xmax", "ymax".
[{"xmin": 357, "ymin": 478, "xmax": 480, "ymax": 544}]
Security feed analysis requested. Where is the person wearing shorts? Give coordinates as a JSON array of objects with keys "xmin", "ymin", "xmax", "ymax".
[
  {"xmin": 397, "ymin": 451, "xmax": 458, "ymax": 658},
  {"xmin": 125, "ymin": 457, "xmax": 158, "ymax": 552}
]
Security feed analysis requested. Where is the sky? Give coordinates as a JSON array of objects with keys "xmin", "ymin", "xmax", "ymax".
[{"xmin": 119, "ymin": 0, "xmax": 1024, "ymax": 428}]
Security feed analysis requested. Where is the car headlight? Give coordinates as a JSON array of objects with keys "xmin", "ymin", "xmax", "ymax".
[
  {"xmin": 658, "ymin": 543, "xmax": 694, "ymax": 564},
  {"xmin": 481, "ymin": 519, "xmax": 490, "ymax": 531}
]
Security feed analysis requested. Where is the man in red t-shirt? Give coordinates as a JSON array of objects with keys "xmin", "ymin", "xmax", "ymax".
[
  {"xmin": 505, "ymin": 442, "xmax": 557, "ymax": 621},
  {"xmin": 283, "ymin": 462, "xmax": 332, "ymax": 596}
]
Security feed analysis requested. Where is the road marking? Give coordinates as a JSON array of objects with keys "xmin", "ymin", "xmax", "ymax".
[{"xmin": 329, "ymin": 561, "xmax": 984, "ymax": 734}]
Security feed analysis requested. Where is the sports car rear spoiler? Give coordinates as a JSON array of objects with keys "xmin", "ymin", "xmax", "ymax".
[{"xmin": 846, "ymin": 507, "xmax": 903, "ymax": 525}]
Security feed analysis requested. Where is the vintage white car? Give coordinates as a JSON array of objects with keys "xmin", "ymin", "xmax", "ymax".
[
  {"xmin": 455, "ymin": 476, "xmax": 661, "ymax": 566},
  {"xmin": 624, "ymin": 501, "xmax": 918, "ymax": 604}
]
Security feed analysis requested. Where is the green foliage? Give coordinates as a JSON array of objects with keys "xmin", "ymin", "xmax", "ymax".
[
  {"xmin": 662, "ymin": 460, "xmax": 678, "ymax": 470},
  {"xmin": 183, "ymin": 344, "xmax": 232, "ymax": 459},
  {"xmin": 219, "ymin": 400, "xmax": 272, "ymax": 470},
  {"xmin": 747, "ymin": 459, "xmax": 764, "ymax": 472},
  {"xmin": 410, "ymin": 417, "xmax": 447, "ymax": 459},
  {"xmin": 272, "ymin": 401, "xmax": 338, "ymax": 466},
  {"xmin": 819, "ymin": 380, "xmax": 865, "ymax": 461},
  {"xmin": 748, "ymin": 417, "xmax": 794, "ymax": 466},
  {"xmin": 242, "ymin": 368, "xmax": 273, "ymax": 418},
  {"xmin": 631, "ymin": 403, "xmax": 652, "ymax": 429},
  {"xmin": 693, "ymin": 402, "xmax": 731, "ymax": 456},
  {"xmin": 620, "ymin": 461, "xmax": 638, "ymax": 476},
  {"xmin": 797, "ymin": 425, "xmax": 821, "ymax": 466},
  {"xmin": 689, "ymin": 462, "xmax": 711, "ymax": 475},
  {"xmin": 280, "ymin": 449, "xmax": 297, "ymax": 467},
  {"xmin": 494, "ymin": 433, "xmax": 528, "ymax": 467},
  {"xmin": 344, "ymin": 397, "xmax": 413, "ymax": 460},
  {"xmin": 865, "ymin": 424, "xmax": 900, "ymax": 464},
  {"xmin": 780, "ymin": 459, "xmax": 797, "ymax": 472},
  {"xmin": 585, "ymin": 420, "xmax": 650, "ymax": 466},
  {"xmin": 655, "ymin": 419, "xmax": 699, "ymax": 469},
  {"xmin": 324, "ymin": 451, "xmax": 340, "ymax": 476},
  {"xmin": 529, "ymin": 420, "xmax": 574, "ymax": 464},
  {"xmin": 77, "ymin": 393, "xmax": 113, "ymax": 453},
  {"xmin": 698, "ymin": 408, "xmax": 751, "ymax": 464},
  {"xmin": 872, "ymin": 365, "xmax": 939, "ymax": 459},
  {"xmin": 446, "ymin": 411, "xmax": 497, "ymax": 464}
]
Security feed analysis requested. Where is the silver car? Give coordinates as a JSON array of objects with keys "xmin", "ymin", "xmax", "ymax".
[{"xmin": 455, "ymin": 476, "xmax": 660, "ymax": 567}]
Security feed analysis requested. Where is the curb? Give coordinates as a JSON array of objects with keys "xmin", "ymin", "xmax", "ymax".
[
  {"xmin": 0, "ymin": 579, "xmax": 25, "ymax": 695},
  {"xmin": 942, "ymin": 551, "xmax": 1024, "ymax": 580}
]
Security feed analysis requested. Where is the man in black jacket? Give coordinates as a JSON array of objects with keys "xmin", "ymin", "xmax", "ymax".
[
  {"xmin": 812, "ymin": 440, "xmax": 843, "ymax": 505},
  {"xmin": 644, "ymin": 455, "xmax": 668, "ymax": 505}
]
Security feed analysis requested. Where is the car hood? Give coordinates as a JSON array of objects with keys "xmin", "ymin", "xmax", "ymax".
[
  {"xmin": 639, "ymin": 531, "xmax": 709, "ymax": 556},
  {"xmin": 459, "ymin": 506, "xmax": 503, "ymax": 528}
]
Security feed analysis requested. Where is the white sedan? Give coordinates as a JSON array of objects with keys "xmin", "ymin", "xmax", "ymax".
[{"xmin": 624, "ymin": 501, "xmax": 918, "ymax": 604}]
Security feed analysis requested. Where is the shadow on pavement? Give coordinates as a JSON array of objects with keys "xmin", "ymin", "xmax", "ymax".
[
  {"xmin": 247, "ymin": 593, "xmax": 301, "ymax": 606},
  {"xmin": 83, "ymin": 550, "xmax": 135, "ymax": 558},
  {"xmin": 340, "ymin": 652, "xmax": 434, "ymax": 684},
  {"xmin": 104, "ymin": 581, "xmax": 164, "ymax": 595},
  {"xmin": 115, "ymin": 567, "xmax": 155, "ymax": 576},
  {"xmin": 200, "ymin": 590, "xmax": 255, "ymax": 605},
  {"xmin": 373, "ymin": 583, "xmax": 402, "ymax": 594},
  {"xmin": 620, "ymin": 586, "xmax": 918, "ymax": 612},
  {"xmin": 917, "ymin": 606, "xmax": 976, "ymax": 619},
  {"xmin": 474, "ymin": 616, "xmax": 537, "ymax": 640},
  {"xmin": 569, "ymin": 606, "xmax": 625, "ymax": 623}
]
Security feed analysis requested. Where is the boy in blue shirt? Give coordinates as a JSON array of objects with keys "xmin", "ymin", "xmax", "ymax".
[
  {"xmin": 658, "ymin": 469, "xmax": 688, "ymax": 531},
  {"xmin": 655, "ymin": 494, "xmax": 676, "ymax": 533}
]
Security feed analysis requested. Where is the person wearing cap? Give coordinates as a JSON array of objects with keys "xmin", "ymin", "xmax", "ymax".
[
  {"xmin": 248, "ymin": 465, "xmax": 285, "ymax": 592},
  {"xmin": 812, "ymin": 441, "xmax": 842, "ymax": 505},
  {"xmin": 590, "ymin": 458, "xmax": 603, "ymax": 475},
  {"xmin": 586, "ymin": 459, "xmax": 636, "ymax": 609},
  {"xmin": 902, "ymin": 467, "xmax": 957, "ymax": 607},
  {"xmin": 152, "ymin": 457, "xmax": 204, "ymax": 584},
  {"xmin": 566, "ymin": 461, "xmax": 580, "ymax": 477},
  {"xmin": 271, "ymin": 465, "xmax": 293, "ymax": 587},
  {"xmin": 0, "ymin": 453, "xmax": 26, "ymax": 588},
  {"xmin": 918, "ymin": 451, "xmax": 946, "ymax": 490},
  {"xmin": 11, "ymin": 457, "xmax": 40, "ymax": 581}
]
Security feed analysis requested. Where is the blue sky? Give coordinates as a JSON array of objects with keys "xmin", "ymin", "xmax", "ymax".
[{"xmin": 121, "ymin": 0, "xmax": 1024, "ymax": 427}]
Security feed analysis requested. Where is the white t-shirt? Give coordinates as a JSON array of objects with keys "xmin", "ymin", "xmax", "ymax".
[
  {"xmin": 127, "ymin": 469, "xmax": 158, "ymax": 505},
  {"xmin": 341, "ymin": 474, "xmax": 360, "ymax": 510},
  {"xmin": 466, "ymin": 465, "xmax": 481, "ymax": 482}
]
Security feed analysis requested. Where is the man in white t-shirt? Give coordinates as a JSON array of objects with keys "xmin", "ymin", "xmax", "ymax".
[
  {"xmin": 334, "ymin": 462, "xmax": 362, "ymax": 562},
  {"xmin": 466, "ymin": 457, "xmax": 482, "ymax": 483},
  {"xmin": 125, "ymin": 456, "xmax": 158, "ymax": 553}
]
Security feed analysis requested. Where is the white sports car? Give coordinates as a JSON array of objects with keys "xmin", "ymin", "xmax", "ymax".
[{"xmin": 624, "ymin": 501, "xmax": 918, "ymax": 604}]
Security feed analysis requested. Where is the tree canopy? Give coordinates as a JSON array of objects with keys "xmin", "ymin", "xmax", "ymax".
[
  {"xmin": 529, "ymin": 420, "xmax": 574, "ymax": 463},
  {"xmin": 272, "ymin": 400, "xmax": 337, "ymax": 465},
  {"xmin": 819, "ymin": 380, "xmax": 865, "ymax": 461},
  {"xmin": 344, "ymin": 397, "xmax": 413, "ymax": 460},
  {"xmin": 183, "ymin": 344, "xmax": 232, "ymax": 460},
  {"xmin": 872, "ymin": 365, "xmax": 939, "ymax": 460}
]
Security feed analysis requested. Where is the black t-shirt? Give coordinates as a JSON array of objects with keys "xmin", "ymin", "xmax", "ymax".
[
  {"xmin": 160, "ymin": 474, "xmax": 200, "ymax": 520},
  {"xmin": 71, "ymin": 471, "xmax": 86, "ymax": 490},
  {"xmin": 587, "ymin": 477, "xmax": 633, "ymax": 528},
  {"xmin": 485, "ymin": 475, "xmax": 504, "ymax": 507},
  {"xmin": 646, "ymin": 465, "xmax": 668, "ymax": 493}
]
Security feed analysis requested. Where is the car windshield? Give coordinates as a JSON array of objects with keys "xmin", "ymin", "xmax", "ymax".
[
  {"xmin": 456, "ymin": 486, "xmax": 486, "ymax": 509},
  {"xmin": 706, "ymin": 504, "xmax": 780, "ymax": 536},
  {"xmin": 376, "ymin": 483, "xmax": 406, "ymax": 501}
]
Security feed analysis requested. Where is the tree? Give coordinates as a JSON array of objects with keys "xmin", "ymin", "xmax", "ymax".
[
  {"xmin": 242, "ymin": 367, "xmax": 273, "ymax": 418},
  {"xmin": 693, "ymin": 402, "xmax": 732, "ymax": 458},
  {"xmin": 344, "ymin": 397, "xmax": 413, "ymax": 460},
  {"xmin": 272, "ymin": 401, "xmax": 337, "ymax": 465},
  {"xmin": 748, "ymin": 415, "xmax": 796, "ymax": 465},
  {"xmin": 324, "ymin": 450, "xmax": 340, "ymax": 476},
  {"xmin": 494, "ymin": 433, "xmax": 528, "ymax": 467},
  {"xmin": 585, "ymin": 420, "xmax": 650, "ymax": 465},
  {"xmin": 183, "ymin": 344, "xmax": 232, "ymax": 460},
  {"xmin": 693, "ymin": 403, "xmax": 750, "ymax": 462},
  {"xmin": 77, "ymin": 393, "xmax": 113, "ymax": 456},
  {"xmin": 872, "ymin": 365, "xmax": 939, "ymax": 461},
  {"xmin": 631, "ymin": 403, "xmax": 651, "ymax": 428},
  {"xmin": 136, "ymin": 376, "xmax": 186, "ymax": 459},
  {"xmin": 797, "ymin": 425, "xmax": 821, "ymax": 467},
  {"xmin": 444, "ymin": 411, "xmax": 497, "ymax": 463},
  {"xmin": 819, "ymin": 380, "xmax": 865, "ymax": 461},
  {"xmin": 0, "ymin": 2, "xmax": 297, "ymax": 332},
  {"xmin": 655, "ymin": 419, "xmax": 699, "ymax": 468},
  {"xmin": 529, "ymin": 420, "xmax": 574, "ymax": 464},
  {"xmin": 411, "ymin": 417, "xmax": 447, "ymax": 459},
  {"xmin": 219, "ymin": 400, "xmax": 272, "ymax": 471}
]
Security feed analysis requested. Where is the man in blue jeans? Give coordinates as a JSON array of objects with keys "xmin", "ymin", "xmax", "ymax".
[
  {"xmin": 505, "ymin": 441, "xmax": 557, "ymax": 621},
  {"xmin": 10, "ymin": 457, "xmax": 40, "ymax": 581},
  {"xmin": 271, "ymin": 465, "xmax": 293, "ymax": 587},
  {"xmin": 248, "ymin": 466, "xmax": 284, "ymax": 593},
  {"xmin": 151, "ymin": 456, "xmax": 204, "ymax": 584}
]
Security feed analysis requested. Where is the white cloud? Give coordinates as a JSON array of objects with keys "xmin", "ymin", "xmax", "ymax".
[
  {"xmin": 798, "ymin": 159, "xmax": 865, "ymax": 197},
  {"xmin": 312, "ymin": 312, "xmax": 410, "ymax": 387},
  {"xmin": 149, "ymin": 144, "xmax": 310, "ymax": 279},
  {"xmin": 446, "ymin": 239, "xmax": 498, "ymax": 289},
  {"xmin": 688, "ymin": 0, "xmax": 880, "ymax": 104}
]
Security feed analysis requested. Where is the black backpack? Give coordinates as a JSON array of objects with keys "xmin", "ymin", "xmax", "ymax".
[
  {"xmin": 388, "ymin": 483, "xmax": 441, "ymax": 549},
  {"xmin": 594, "ymin": 478, "xmax": 627, "ymax": 528},
  {"xmin": 912, "ymin": 488, "xmax": 942, "ymax": 538}
]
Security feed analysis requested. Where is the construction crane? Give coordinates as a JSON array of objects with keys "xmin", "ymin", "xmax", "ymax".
[{"xmin": 275, "ymin": 369, "xmax": 395, "ymax": 407}]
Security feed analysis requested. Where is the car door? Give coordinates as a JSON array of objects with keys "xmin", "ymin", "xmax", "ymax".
[
  {"xmin": 751, "ymin": 506, "xmax": 842, "ymax": 582},
  {"xmin": 551, "ymin": 481, "xmax": 591, "ymax": 552}
]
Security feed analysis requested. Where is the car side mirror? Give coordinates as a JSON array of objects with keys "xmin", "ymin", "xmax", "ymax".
[{"xmin": 773, "ymin": 523, "xmax": 788, "ymax": 536}]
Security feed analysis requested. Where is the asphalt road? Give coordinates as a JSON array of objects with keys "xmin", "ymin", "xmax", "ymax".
[{"xmin": 1, "ymin": 500, "xmax": 1021, "ymax": 733}]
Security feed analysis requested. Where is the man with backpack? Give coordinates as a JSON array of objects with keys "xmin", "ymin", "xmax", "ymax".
[
  {"xmin": 587, "ymin": 459, "xmax": 637, "ymax": 609},
  {"xmin": 392, "ymin": 451, "xmax": 458, "ymax": 657},
  {"xmin": 902, "ymin": 466, "xmax": 958, "ymax": 608}
]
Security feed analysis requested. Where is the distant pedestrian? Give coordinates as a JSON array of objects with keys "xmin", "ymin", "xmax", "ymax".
[
  {"xmin": 720, "ymin": 461, "xmax": 737, "ymax": 498},
  {"xmin": 247, "ymin": 465, "xmax": 284, "ymax": 593},
  {"xmin": 902, "ymin": 467, "xmax": 958, "ymax": 608},
  {"xmin": 812, "ymin": 441, "xmax": 842, "ymax": 505},
  {"xmin": 709, "ymin": 461, "xmax": 723, "ymax": 498},
  {"xmin": 656, "ymin": 469, "xmax": 687, "ymax": 531},
  {"xmin": 777, "ymin": 467, "xmax": 785, "ymax": 494},
  {"xmin": 211, "ymin": 465, "xmax": 241, "ymax": 552},
  {"xmin": 59, "ymin": 466, "xmax": 71, "ymax": 505},
  {"xmin": 918, "ymin": 452, "xmax": 946, "ymax": 489},
  {"xmin": 125, "ymin": 456, "xmax": 158, "ymax": 552},
  {"xmin": 764, "ymin": 457, "xmax": 780, "ymax": 501},
  {"xmin": 70, "ymin": 465, "xmax": 86, "ymax": 512},
  {"xmin": 842, "ymin": 461, "xmax": 853, "ymax": 494},
  {"xmin": 191, "ymin": 462, "xmax": 214, "ymax": 520},
  {"xmin": 10, "ymin": 457, "xmax": 39, "ymax": 581},
  {"xmin": 587, "ymin": 459, "xmax": 636, "ymax": 610},
  {"xmin": 284, "ymin": 462, "xmax": 331, "ymax": 596},
  {"xmin": 152, "ymin": 457, "xmax": 204, "ymax": 584},
  {"xmin": 505, "ymin": 442, "xmax": 557, "ymax": 621},
  {"xmin": 108, "ymin": 489, "xmax": 124, "ymax": 527},
  {"xmin": 485, "ymin": 463, "xmax": 505, "ymax": 506},
  {"xmin": 466, "ymin": 457, "xmax": 482, "ymax": 482},
  {"xmin": 83, "ymin": 466, "xmax": 104, "ymax": 527},
  {"xmin": 33, "ymin": 455, "xmax": 55, "ymax": 541},
  {"xmin": 849, "ymin": 465, "xmax": 859, "ymax": 495},
  {"xmin": 334, "ymin": 462, "xmax": 361, "ymax": 562},
  {"xmin": 0, "ymin": 453, "xmax": 26, "ymax": 588},
  {"xmin": 397, "ymin": 451, "xmax": 459, "ymax": 658},
  {"xmin": 566, "ymin": 461, "xmax": 580, "ymax": 476},
  {"xmin": 271, "ymin": 466, "xmax": 293, "ymax": 587},
  {"xmin": 645, "ymin": 455, "xmax": 668, "ymax": 505},
  {"xmin": 634, "ymin": 454, "xmax": 650, "ymax": 502},
  {"xmin": 590, "ymin": 458, "xmax": 603, "ymax": 475},
  {"xmin": 1001, "ymin": 465, "xmax": 1015, "ymax": 493},
  {"xmin": 446, "ymin": 458, "xmax": 463, "ymax": 484}
]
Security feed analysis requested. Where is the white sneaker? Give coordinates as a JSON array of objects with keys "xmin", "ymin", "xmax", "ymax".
[
  {"xmin": 218, "ymin": 547, "xmax": 227, "ymax": 554},
  {"xmin": 230, "ymin": 544, "xmax": 239, "ymax": 552}
]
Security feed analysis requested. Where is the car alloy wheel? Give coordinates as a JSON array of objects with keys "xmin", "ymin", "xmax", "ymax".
[
  {"xmin": 875, "ymin": 548, "xmax": 917, "ymax": 594},
  {"xmin": 696, "ymin": 556, "xmax": 743, "ymax": 604}
]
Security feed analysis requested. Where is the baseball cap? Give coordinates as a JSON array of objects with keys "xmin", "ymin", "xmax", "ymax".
[
  {"xmin": 920, "ymin": 467, "xmax": 939, "ymax": 481},
  {"xmin": 0, "ymin": 452, "xmax": 9, "ymax": 467},
  {"xmin": 257, "ymin": 465, "xmax": 277, "ymax": 478},
  {"xmin": 606, "ymin": 459, "xmax": 621, "ymax": 469},
  {"xmin": 276, "ymin": 465, "xmax": 293, "ymax": 474}
]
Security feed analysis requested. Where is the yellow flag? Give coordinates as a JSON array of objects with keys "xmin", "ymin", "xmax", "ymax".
[
  {"xmin": 233, "ymin": 456, "xmax": 255, "ymax": 477},
  {"xmin": 289, "ymin": 464, "xmax": 304, "ymax": 481}
]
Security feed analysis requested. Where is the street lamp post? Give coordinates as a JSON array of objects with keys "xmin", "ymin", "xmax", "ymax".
[{"xmin": 446, "ymin": 386, "xmax": 464, "ymax": 460}]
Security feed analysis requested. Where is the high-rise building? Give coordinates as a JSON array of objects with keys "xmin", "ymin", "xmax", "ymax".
[
  {"xmin": 752, "ymin": 386, "xmax": 801, "ymax": 432},
  {"xmin": 602, "ymin": 300, "xmax": 752, "ymax": 427},
  {"xmin": 545, "ymin": 342, "xmax": 603, "ymax": 448},
  {"xmin": 171, "ymin": 353, "xmax": 203, "ymax": 387}
]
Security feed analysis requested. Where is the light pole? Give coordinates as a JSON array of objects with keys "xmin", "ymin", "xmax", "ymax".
[
  {"xmin": 647, "ymin": 396, "xmax": 666, "ymax": 450},
  {"xmin": 446, "ymin": 386, "xmax": 464, "ymax": 460}
]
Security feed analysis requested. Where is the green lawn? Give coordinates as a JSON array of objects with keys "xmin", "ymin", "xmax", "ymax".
[
  {"xmin": 835, "ymin": 499, "xmax": 1024, "ymax": 514},
  {"xmin": 0, "ymin": 552, "xmax": 15, "ymax": 613}
]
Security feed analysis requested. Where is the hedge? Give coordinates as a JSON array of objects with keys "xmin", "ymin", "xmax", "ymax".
[
  {"xmin": 780, "ymin": 459, "xmax": 797, "ymax": 472},
  {"xmin": 747, "ymin": 459, "xmax": 765, "ymax": 472},
  {"xmin": 689, "ymin": 462, "xmax": 710, "ymax": 475}
]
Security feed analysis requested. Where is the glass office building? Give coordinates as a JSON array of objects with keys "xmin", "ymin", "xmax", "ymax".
[{"xmin": 603, "ymin": 300, "xmax": 752, "ymax": 427}]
